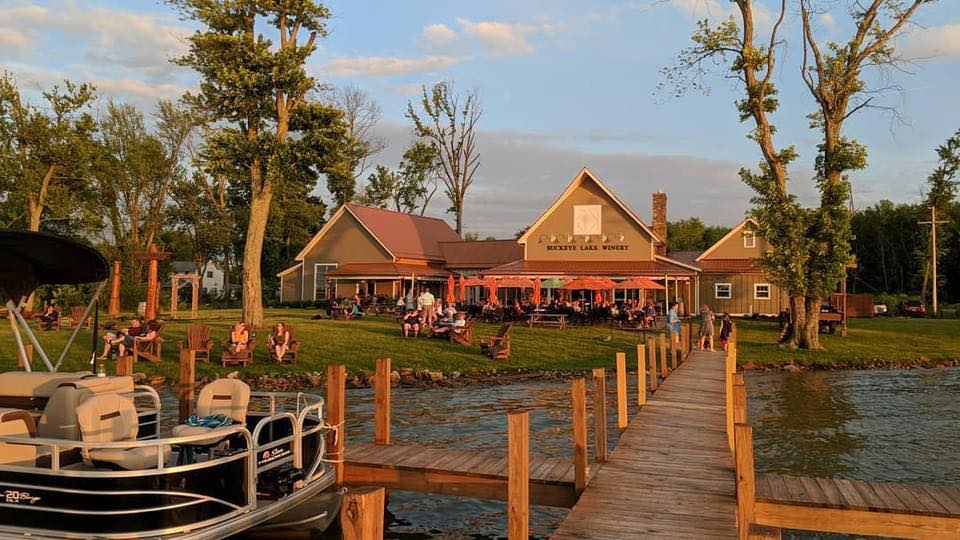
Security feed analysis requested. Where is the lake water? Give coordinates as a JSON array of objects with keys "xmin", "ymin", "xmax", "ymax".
[{"xmin": 168, "ymin": 366, "xmax": 960, "ymax": 538}]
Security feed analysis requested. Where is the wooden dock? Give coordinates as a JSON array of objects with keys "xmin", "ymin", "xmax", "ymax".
[
  {"xmin": 344, "ymin": 442, "xmax": 585, "ymax": 508},
  {"xmin": 551, "ymin": 350, "xmax": 737, "ymax": 538}
]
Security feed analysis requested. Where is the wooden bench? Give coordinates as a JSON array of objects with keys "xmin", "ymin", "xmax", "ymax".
[{"xmin": 526, "ymin": 313, "xmax": 566, "ymax": 329}]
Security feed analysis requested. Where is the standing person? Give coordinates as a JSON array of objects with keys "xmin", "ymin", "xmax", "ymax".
[
  {"xmin": 667, "ymin": 301, "xmax": 681, "ymax": 341},
  {"xmin": 269, "ymin": 322, "xmax": 291, "ymax": 361},
  {"xmin": 419, "ymin": 288, "xmax": 436, "ymax": 325},
  {"xmin": 699, "ymin": 305, "xmax": 716, "ymax": 352},
  {"xmin": 719, "ymin": 313, "xmax": 734, "ymax": 352}
]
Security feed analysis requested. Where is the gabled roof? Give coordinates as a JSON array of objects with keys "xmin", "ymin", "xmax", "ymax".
[
  {"xmin": 516, "ymin": 167, "xmax": 664, "ymax": 247},
  {"xmin": 439, "ymin": 240, "xmax": 523, "ymax": 270},
  {"xmin": 295, "ymin": 204, "xmax": 460, "ymax": 262},
  {"xmin": 666, "ymin": 250, "xmax": 703, "ymax": 269},
  {"xmin": 695, "ymin": 218, "xmax": 759, "ymax": 261}
]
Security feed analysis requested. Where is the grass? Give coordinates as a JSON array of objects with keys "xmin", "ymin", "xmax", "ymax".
[{"xmin": 2, "ymin": 309, "xmax": 958, "ymax": 380}]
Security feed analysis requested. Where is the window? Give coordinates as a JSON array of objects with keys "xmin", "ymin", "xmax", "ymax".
[
  {"xmin": 743, "ymin": 230, "xmax": 756, "ymax": 248},
  {"xmin": 206, "ymin": 271, "xmax": 214, "ymax": 278},
  {"xmin": 754, "ymin": 283, "xmax": 771, "ymax": 300},
  {"xmin": 313, "ymin": 263, "xmax": 337, "ymax": 300},
  {"xmin": 715, "ymin": 283, "xmax": 732, "ymax": 300}
]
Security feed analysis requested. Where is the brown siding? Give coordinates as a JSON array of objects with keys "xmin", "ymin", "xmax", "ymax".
[
  {"xmin": 525, "ymin": 180, "xmax": 654, "ymax": 261},
  {"xmin": 279, "ymin": 267, "xmax": 303, "ymax": 303},
  {"xmin": 699, "ymin": 273, "xmax": 787, "ymax": 316},
  {"xmin": 335, "ymin": 280, "xmax": 359, "ymax": 298},
  {"xmin": 374, "ymin": 281, "xmax": 396, "ymax": 297},
  {"xmin": 301, "ymin": 212, "xmax": 392, "ymax": 300},
  {"xmin": 702, "ymin": 222, "xmax": 771, "ymax": 260}
]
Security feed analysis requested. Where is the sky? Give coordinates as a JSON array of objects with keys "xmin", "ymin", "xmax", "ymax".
[{"xmin": 2, "ymin": 0, "xmax": 959, "ymax": 237}]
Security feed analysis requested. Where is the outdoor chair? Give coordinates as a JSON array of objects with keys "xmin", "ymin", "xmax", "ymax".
[
  {"xmin": 221, "ymin": 332, "xmax": 256, "ymax": 367},
  {"xmin": 177, "ymin": 324, "xmax": 213, "ymax": 363},
  {"xmin": 449, "ymin": 321, "xmax": 473, "ymax": 346},
  {"xmin": 133, "ymin": 322, "xmax": 165, "ymax": 363},
  {"xmin": 269, "ymin": 325, "xmax": 300, "ymax": 364},
  {"xmin": 69, "ymin": 306, "xmax": 91, "ymax": 329},
  {"xmin": 480, "ymin": 323, "xmax": 512, "ymax": 360}
]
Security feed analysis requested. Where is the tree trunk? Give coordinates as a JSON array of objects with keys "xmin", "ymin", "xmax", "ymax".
[
  {"xmin": 799, "ymin": 296, "xmax": 821, "ymax": 350},
  {"xmin": 243, "ymin": 182, "xmax": 271, "ymax": 328},
  {"xmin": 787, "ymin": 295, "xmax": 805, "ymax": 348}
]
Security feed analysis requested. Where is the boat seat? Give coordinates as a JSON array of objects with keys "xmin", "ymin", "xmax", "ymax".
[
  {"xmin": 76, "ymin": 393, "xmax": 170, "ymax": 470},
  {"xmin": 38, "ymin": 376, "xmax": 134, "ymax": 440},
  {"xmin": 172, "ymin": 379, "xmax": 250, "ymax": 445},
  {"xmin": 0, "ymin": 408, "xmax": 37, "ymax": 466},
  {"xmin": 0, "ymin": 371, "xmax": 91, "ymax": 409}
]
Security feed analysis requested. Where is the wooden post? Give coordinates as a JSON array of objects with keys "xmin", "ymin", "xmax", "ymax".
[
  {"xmin": 659, "ymin": 332, "xmax": 668, "ymax": 378},
  {"xmin": 646, "ymin": 336, "xmax": 658, "ymax": 391},
  {"xmin": 134, "ymin": 243, "xmax": 170, "ymax": 321},
  {"xmin": 374, "ymin": 357, "xmax": 391, "ymax": 445},
  {"xmin": 340, "ymin": 487, "xmax": 385, "ymax": 540},
  {"xmin": 507, "ymin": 411, "xmax": 529, "ymax": 540},
  {"xmin": 326, "ymin": 364, "xmax": 346, "ymax": 485},
  {"xmin": 592, "ymin": 368, "xmax": 607, "ymax": 463},
  {"xmin": 170, "ymin": 276, "xmax": 179, "ymax": 319},
  {"xmin": 735, "ymin": 423, "xmax": 756, "ymax": 540},
  {"xmin": 615, "ymin": 352, "xmax": 628, "ymax": 429},
  {"xmin": 191, "ymin": 277, "xmax": 199, "ymax": 319},
  {"xmin": 178, "ymin": 349, "xmax": 195, "ymax": 423},
  {"xmin": 671, "ymin": 333, "xmax": 679, "ymax": 370},
  {"xmin": 726, "ymin": 346, "xmax": 737, "ymax": 452},
  {"xmin": 571, "ymin": 378, "xmax": 588, "ymax": 494},
  {"xmin": 116, "ymin": 354, "xmax": 134, "ymax": 377},
  {"xmin": 636, "ymin": 343, "xmax": 646, "ymax": 406},
  {"xmin": 108, "ymin": 260, "xmax": 121, "ymax": 317},
  {"xmin": 733, "ymin": 373, "xmax": 747, "ymax": 424}
]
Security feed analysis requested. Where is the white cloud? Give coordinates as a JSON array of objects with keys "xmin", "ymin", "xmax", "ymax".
[
  {"xmin": 388, "ymin": 83, "xmax": 426, "ymax": 96},
  {"xmin": 92, "ymin": 77, "xmax": 187, "ymax": 99},
  {"xmin": 455, "ymin": 18, "xmax": 555, "ymax": 57},
  {"xmin": 900, "ymin": 23, "xmax": 960, "ymax": 60},
  {"xmin": 819, "ymin": 12, "xmax": 836, "ymax": 30},
  {"xmin": 323, "ymin": 55, "xmax": 462, "ymax": 77},
  {"xmin": 422, "ymin": 23, "xmax": 457, "ymax": 47}
]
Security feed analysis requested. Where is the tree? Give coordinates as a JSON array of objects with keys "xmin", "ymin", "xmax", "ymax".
[
  {"xmin": 667, "ymin": 217, "xmax": 731, "ymax": 251},
  {"xmin": 355, "ymin": 140, "xmax": 440, "ymax": 214},
  {"xmin": 406, "ymin": 82, "xmax": 481, "ymax": 235},
  {"xmin": 925, "ymin": 129, "xmax": 960, "ymax": 209},
  {"xmin": 325, "ymin": 85, "xmax": 386, "ymax": 208},
  {"xmin": 172, "ymin": 0, "xmax": 335, "ymax": 327},
  {"xmin": 667, "ymin": 0, "xmax": 935, "ymax": 349},
  {"xmin": 356, "ymin": 165, "xmax": 398, "ymax": 209},
  {"xmin": 0, "ymin": 72, "xmax": 98, "ymax": 234}
]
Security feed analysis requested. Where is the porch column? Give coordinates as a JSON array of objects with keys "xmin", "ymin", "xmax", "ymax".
[
  {"xmin": 664, "ymin": 273, "xmax": 670, "ymax": 309},
  {"xmin": 695, "ymin": 274, "xmax": 700, "ymax": 314}
]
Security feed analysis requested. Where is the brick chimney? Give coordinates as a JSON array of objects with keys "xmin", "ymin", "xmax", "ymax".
[{"xmin": 652, "ymin": 191, "xmax": 667, "ymax": 256}]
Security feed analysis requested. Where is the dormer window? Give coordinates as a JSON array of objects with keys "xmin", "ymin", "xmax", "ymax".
[{"xmin": 743, "ymin": 230, "xmax": 756, "ymax": 249}]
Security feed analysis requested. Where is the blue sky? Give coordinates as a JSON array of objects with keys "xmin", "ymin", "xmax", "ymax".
[{"xmin": 2, "ymin": 0, "xmax": 959, "ymax": 236}]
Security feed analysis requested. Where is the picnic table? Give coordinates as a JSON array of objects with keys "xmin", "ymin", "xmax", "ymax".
[{"xmin": 526, "ymin": 312, "xmax": 567, "ymax": 329}]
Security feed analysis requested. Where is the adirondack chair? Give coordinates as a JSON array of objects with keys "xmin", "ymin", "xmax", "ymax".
[
  {"xmin": 480, "ymin": 323, "xmax": 512, "ymax": 360},
  {"xmin": 133, "ymin": 322, "xmax": 165, "ymax": 363},
  {"xmin": 221, "ymin": 334, "xmax": 256, "ymax": 367},
  {"xmin": 177, "ymin": 324, "xmax": 214, "ymax": 363},
  {"xmin": 268, "ymin": 325, "xmax": 300, "ymax": 364},
  {"xmin": 449, "ymin": 321, "xmax": 473, "ymax": 346},
  {"xmin": 69, "ymin": 306, "xmax": 91, "ymax": 329}
]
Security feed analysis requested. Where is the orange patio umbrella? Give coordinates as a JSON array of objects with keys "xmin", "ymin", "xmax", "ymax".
[
  {"xmin": 486, "ymin": 276, "xmax": 499, "ymax": 304},
  {"xmin": 446, "ymin": 274, "xmax": 456, "ymax": 304},
  {"xmin": 560, "ymin": 276, "xmax": 617, "ymax": 290},
  {"xmin": 464, "ymin": 276, "xmax": 485, "ymax": 287},
  {"xmin": 496, "ymin": 276, "xmax": 536, "ymax": 289},
  {"xmin": 615, "ymin": 277, "xmax": 665, "ymax": 290},
  {"xmin": 532, "ymin": 277, "xmax": 542, "ymax": 305},
  {"xmin": 457, "ymin": 274, "xmax": 466, "ymax": 302}
]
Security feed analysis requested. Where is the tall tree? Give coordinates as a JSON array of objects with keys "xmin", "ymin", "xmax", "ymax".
[
  {"xmin": 0, "ymin": 72, "xmax": 98, "ymax": 234},
  {"xmin": 406, "ymin": 82, "xmax": 481, "ymax": 235},
  {"xmin": 925, "ymin": 129, "xmax": 960, "ymax": 209},
  {"xmin": 667, "ymin": 217, "xmax": 731, "ymax": 251},
  {"xmin": 325, "ymin": 85, "xmax": 386, "ymax": 208},
  {"xmin": 667, "ymin": 0, "xmax": 935, "ymax": 349},
  {"xmin": 355, "ymin": 141, "xmax": 440, "ymax": 214},
  {"xmin": 172, "ymin": 0, "xmax": 334, "ymax": 327}
]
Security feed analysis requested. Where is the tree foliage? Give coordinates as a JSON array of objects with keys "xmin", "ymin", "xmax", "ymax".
[
  {"xmin": 355, "ymin": 140, "xmax": 440, "ymax": 215},
  {"xmin": 666, "ymin": 218, "xmax": 731, "ymax": 252}
]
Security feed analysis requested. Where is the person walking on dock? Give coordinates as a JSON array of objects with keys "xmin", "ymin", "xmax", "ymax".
[
  {"xmin": 667, "ymin": 301, "xmax": 681, "ymax": 338},
  {"xmin": 699, "ymin": 305, "xmax": 716, "ymax": 352}
]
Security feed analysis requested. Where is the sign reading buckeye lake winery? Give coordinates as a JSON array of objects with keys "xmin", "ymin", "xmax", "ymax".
[{"xmin": 546, "ymin": 243, "xmax": 630, "ymax": 252}]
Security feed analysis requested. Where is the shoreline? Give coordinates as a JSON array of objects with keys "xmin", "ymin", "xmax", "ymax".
[{"xmin": 139, "ymin": 357, "xmax": 960, "ymax": 392}]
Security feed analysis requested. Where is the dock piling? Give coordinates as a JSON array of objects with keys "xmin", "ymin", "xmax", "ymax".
[
  {"xmin": 637, "ymin": 343, "xmax": 647, "ymax": 406},
  {"xmin": 592, "ymin": 368, "xmax": 608, "ymax": 463},
  {"xmin": 734, "ymin": 423, "xmax": 756, "ymax": 540},
  {"xmin": 659, "ymin": 333, "xmax": 668, "ymax": 378},
  {"xmin": 327, "ymin": 364, "xmax": 346, "ymax": 485},
  {"xmin": 177, "ymin": 349, "xmax": 195, "ymax": 423},
  {"xmin": 571, "ymin": 378, "xmax": 588, "ymax": 494},
  {"xmin": 340, "ymin": 487, "xmax": 385, "ymax": 540},
  {"xmin": 508, "ymin": 411, "xmax": 530, "ymax": 540},
  {"xmin": 374, "ymin": 357, "xmax": 391, "ymax": 445},
  {"xmin": 647, "ymin": 337, "xmax": 657, "ymax": 391},
  {"xmin": 615, "ymin": 352, "xmax": 627, "ymax": 429}
]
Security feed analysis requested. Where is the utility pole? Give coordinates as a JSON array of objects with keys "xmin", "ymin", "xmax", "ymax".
[{"xmin": 919, "ymin": 206, "xmax": 949, "ymax": 317}]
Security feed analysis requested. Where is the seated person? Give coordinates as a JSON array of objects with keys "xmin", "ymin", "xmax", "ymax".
[
  {"xmin": 100, "ymin": 318, "xmax": 144, "ymax": 359},
  {"xmin": 228, "ymin": 322, "xmax": 250, "ymax": 353},
  {"xmin": 401, "ymin": 309, "xmax": 422, "ymax": 338},
  {"xmin": 38, "ymin": 301, "xmax": 60, "ymax": 331},
  {"xmin": 431, "ymin": 312, "xmax": 466, "ymax": 336},
  {"xmin": 443, "ymin": 303, "xmax": 458, "ymax": 319},
  {"xmin": 349, "ymin": 301, "xmax": 363, "ymax": 319},
  {"xmin": 642, "ymin": 301, "xmax": 656, "ymax": 328},
  {"xmin": 511, "ymin": 300, "xmax": 524, "ymax": 317},
  {"xmin": 268, "ymin": 322, "xmax": 291, "ymax": 359}
]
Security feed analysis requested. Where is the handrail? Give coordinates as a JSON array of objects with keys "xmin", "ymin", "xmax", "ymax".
[
  {"xmin": 297, "ymin": 399, "xmax": 326, "ymax": 483},
  {"xmin": 251, "ymin": 412, "xmax": 298, "ymax": 474}
]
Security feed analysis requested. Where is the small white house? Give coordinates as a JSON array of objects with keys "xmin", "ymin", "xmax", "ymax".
[{"xmin": 169, "ymin": 261, "xmax": 225, "ymax": 296}]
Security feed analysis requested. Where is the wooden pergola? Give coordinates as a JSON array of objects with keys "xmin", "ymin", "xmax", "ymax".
[{"xmin": 170, "ymin": 273, "xmax": 199, "ymax": 319}]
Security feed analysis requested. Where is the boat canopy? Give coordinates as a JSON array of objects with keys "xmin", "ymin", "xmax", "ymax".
[{"xmin": 0, "ymin": 230, "xmax": 109, "ymax": 301}]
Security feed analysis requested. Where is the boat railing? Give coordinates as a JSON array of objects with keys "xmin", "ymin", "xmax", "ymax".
[
  {"xmin": 251, "ymin": 411, "xmax": 298, "ymax": 477},
  {"xmin": 296, "ymin": 397, "xmax": 326, "ymax": 483},
  {"xmin": 250, "ymin": 391, "xmax": 324, "ymax": 417},
  {"xmin": 133, "ymin": 384, "xmax": 161, "ymax": 440}
]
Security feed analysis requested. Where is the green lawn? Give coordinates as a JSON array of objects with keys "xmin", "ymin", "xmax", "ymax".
[{"xmin": 2, "ymin": 310, "xmax": 958, "ymax": 381}]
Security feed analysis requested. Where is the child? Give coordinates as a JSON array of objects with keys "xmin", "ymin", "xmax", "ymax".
[{"xmin": 719, "ymin": 313, "xmax": 733, "ymax": 352}]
